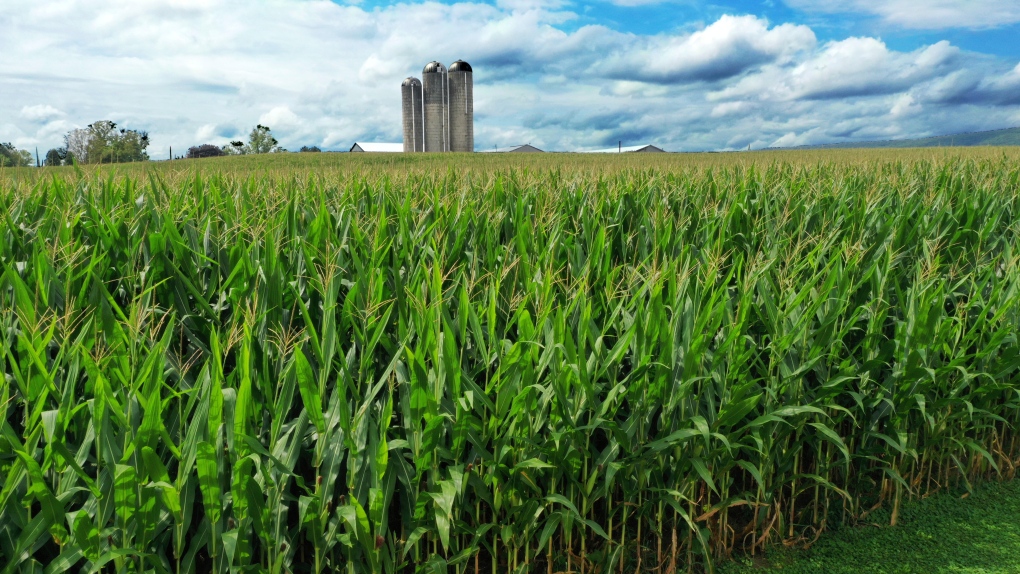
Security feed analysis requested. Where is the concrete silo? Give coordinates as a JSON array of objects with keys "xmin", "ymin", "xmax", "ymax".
[
  {"xmin": 401, "ymin": 77, "xmax": 424, "ymax": 153},
  {"xmin": 448, "ymin": 60, "xmax": 473, "ymax": 152},
  {"xmin": 422, "ymin": 61, "xmax": 448, "ymax": 152}
]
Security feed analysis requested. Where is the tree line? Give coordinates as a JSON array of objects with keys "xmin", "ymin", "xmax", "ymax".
[
  {"xmin": 2, "ymin": 122, "xmax": 322, "ymax": 167},
  {"xmin": 184, "ymin": 125, "xmax": 319, "ymax": 157}
]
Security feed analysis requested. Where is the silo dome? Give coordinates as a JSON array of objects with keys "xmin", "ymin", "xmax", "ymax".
[
  {"xmin": 423, "ymin": 61, "xmax": 447, "ymax": 74},
  {"xmin": 449, "ymin": 60, "xmax": 472, "ymax": 73},
  {"xmin": 402, "ymin": 77, "xmax": 422, "ymax": 87}
]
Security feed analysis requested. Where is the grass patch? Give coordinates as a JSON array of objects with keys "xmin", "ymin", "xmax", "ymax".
[{"xmin": 720, "ymin": 480, "xmax": 1020, "ymax": 573}]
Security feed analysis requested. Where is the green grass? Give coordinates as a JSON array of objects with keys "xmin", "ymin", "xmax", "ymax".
[{"xmin": 720, "ymin": 479, "xmax": 1020, "ymax": 573}]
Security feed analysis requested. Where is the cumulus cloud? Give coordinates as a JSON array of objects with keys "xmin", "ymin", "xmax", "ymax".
[
  {"xmin": 784, "ymin": 39, "xmax": 959, "ymax": 100},
  {"xmin": 0, "ymin": 0, "xmax": 1018, "ymax": 154},
  {"xmin": 601, "ymin": 15, "xmax": 815, "ymax": 84},
  {"xmin": 20, "ymin": 105, "xmax": 65, "ymax": 123},
  {"xmin": 785, "ymin": 0, "xmax": 1020, "ymax": 29},
  {"xmin": 259, "ymin": 107, "xmax": 302, "ymax": 132}
]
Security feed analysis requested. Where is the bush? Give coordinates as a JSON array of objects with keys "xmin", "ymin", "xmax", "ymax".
[{"xmin": 187, "ymin": 144, "xmax": 226, "ymax": 159}]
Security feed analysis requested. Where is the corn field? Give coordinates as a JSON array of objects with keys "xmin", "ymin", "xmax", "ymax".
[{"xmin": 2, "ymin": 154, "xmax": 1020, "ymax": 573}]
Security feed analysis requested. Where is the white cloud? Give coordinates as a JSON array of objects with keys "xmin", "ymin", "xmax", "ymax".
[
  {"xmin": 194, "ymin": 124, "xmax": 219, "ymax": 143},
  {"xmin": 711, "ymin": 101, "xmax": 756, "ymax": 118},
  {"xmin": 259, "ymin": 107, "xmax": 301, "ymax": 132},
  {"xmin": 785, "ymin": 0, "xmax": 1020, "ymax": 29},
  {"xmin": 20, "ymin": 105, "xmax": 65, "ymax": 123},
  {"xmin": 890, "ymin": 94, "xmax": 921, "ymax": 118},
  {"xmin": 601, "ymin": 15, "xmax": 816, "ymax": 83},
  {"xmin": 711, "ymin": 39, "xmax": 960, "ymax": 101},
  {"xmin": 0, "ymin": 0, "xmax": 1017, "ymax": 154}
]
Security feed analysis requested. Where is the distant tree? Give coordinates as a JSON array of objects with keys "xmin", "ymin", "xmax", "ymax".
[
  {"xmin": 44, "ymin": 148, "xmax": 67, "ymax": 166},
  {"xmin": 221, "ymin": 140, "xmax": 246, "ymax": 155},
  {"xmin": 299, "ymin": 145, "xmax": 321, "ymax": 153},
  {"xmin": 0, "ymin": 143, "xmax": 32, "ymax": 167},
  {"xmin": 187, "ymin": 144, "xmax": 226, "ymax": 159},
  {"xmin": 106, "ymin": 127, "xmax": 150, "ymax": 163},
  {"xmin": 64, "ymin": 128, "xmax": 92, "ymax": 163},
  {"xmin": 63, "ymin": 121, "xmax": 149, "ymax": 164},
  {"xmin": 247, "ymin": 125, "xmax": 282, "ymax": 154},
  {"xmin": 84, "ymin": 120, "xmax": 117, "ymax": 162}
]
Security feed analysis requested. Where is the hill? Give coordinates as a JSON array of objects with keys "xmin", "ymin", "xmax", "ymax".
[{"xmin": 795, "ymin": 126, "xmax": 1020, "ymax": 149}]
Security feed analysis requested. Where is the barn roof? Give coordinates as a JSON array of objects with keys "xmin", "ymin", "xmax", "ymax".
[{"xmin": 349, "ymin": 143, "xmax": 404, "ymax": 153}]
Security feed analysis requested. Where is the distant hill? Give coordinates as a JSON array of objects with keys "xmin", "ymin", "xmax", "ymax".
[{"xmin": 794, "ymin": 127, "xmax": 1020, "ymax": 149}]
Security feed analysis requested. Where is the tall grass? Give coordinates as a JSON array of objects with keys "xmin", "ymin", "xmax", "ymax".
[{"xmin": 2, "ymin": 153, "xmax": 1020, "ymax": 573}]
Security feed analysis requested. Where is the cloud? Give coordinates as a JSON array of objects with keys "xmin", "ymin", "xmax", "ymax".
[
  {"xmin": 709, "ymin": 39, "xmax": 961, "ymax": 101},
  {"xmin": 601, "ymin": 16, "xmax": 816, "ymax": 84},
  {"xmin": 20, "ymin": 104, "xmax": 65, "ymax": 123},
  {"xmin": 259, "ymin": 107, "xmax": 301, "ymax": 132},
  {"xmin": 784, "ymin": 0, "xmax": 1020, "ymax": 29},
  {"xmin": 0, "ymin": 0, "xmax": 1017, "ymax": 154}
]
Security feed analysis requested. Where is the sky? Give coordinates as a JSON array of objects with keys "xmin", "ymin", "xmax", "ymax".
[{"xmin": 2, "ymin": 0, "xmax": 1020, "ymax": 155}]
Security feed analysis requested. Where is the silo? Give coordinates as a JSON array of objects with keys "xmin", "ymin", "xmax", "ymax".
[
  {"xmin": 422, "ymin": 61, "xmax": 448, "ymax": 152},
  {"xmin": 401, "ymin": 77, "xmax": 423, "ymax": 153},
  {"xmin": 448, "ymin": 60, "xmax": 474, "ymax": 152}
]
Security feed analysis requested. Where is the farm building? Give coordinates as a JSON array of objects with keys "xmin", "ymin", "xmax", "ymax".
[
  {"xmin": 403, "ymin": 60, "xmax": 474, "ymax": 152},
  {"xmin": 482, "ymin": 144, "xmax": 544, "ymax": 153},
  {"xmin": 349, "ymin": 143, "xmax": 404, "ymax": 153},
  {"xmin": 582, "ymin": 144, "xmax": 665, "ymax": 153}
]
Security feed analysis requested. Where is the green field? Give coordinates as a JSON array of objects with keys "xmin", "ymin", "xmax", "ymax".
[{"xmin": 2, "ymin": 149, "xmax": 1020, "ymax": 573}]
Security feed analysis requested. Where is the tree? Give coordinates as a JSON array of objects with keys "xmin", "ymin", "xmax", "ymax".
[
  {"xmin": 187, "ymin": 144, "xmax": 225, "ymax": 159},
  {"xmin": 63, "ymin": 121, "xmax": 149, "ymax": 164},
  {"xmin": 44, "ymin": 148, "xmax": 67, "ymax": 166},
  {"xmin": 246, "ymin": 124, "xmax": 282, "ymax": 154},
  {"xmin": 106, "ymin": 127, "xmax": 149, "ymax": 163},
  {"xmin": 221, "ymin": 140, "xmax": 246, "ymax": 155},
  {"xmin": 0, "ymin": 143, "xmax": 32, "ymax": 167},
  {"xmin": 218, "ymin": 126, "xmax": 285, "ymax": 156},
  {"xmin": 299, "ymin": 145, "xmax": 321, "ymax": 153},
  {"xmin": 64, "ymin": 128, "xmax": 92, "ymax": 163}
]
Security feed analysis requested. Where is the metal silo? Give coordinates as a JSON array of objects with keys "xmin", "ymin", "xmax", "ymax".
[
  {"xmin": 448, "ymin": 60, "xmax": 473, "ymax": 152},
  {"xmin": 422, "ymin": 61, "xmax": 448, "ymax": 152},
  {"xmin": 401, "ymin": 77, "xmax": 423, "ymax": 153}
]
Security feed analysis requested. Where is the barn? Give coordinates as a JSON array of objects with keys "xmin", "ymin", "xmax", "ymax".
[
  {"xmin": 349, "ymin": 143, "xmax": 404, "ymax": 153},
  {"xmin": 482, "ymin": 144, "xmax": 544, "ymax": 153}
]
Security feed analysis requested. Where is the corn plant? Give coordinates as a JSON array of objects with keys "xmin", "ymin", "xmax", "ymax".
[{"xmin": 1, "ymin": 153, "xmax": 1019, "ymax": 573}]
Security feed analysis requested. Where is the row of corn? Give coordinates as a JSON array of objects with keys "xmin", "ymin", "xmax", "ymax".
[{"xmin": 2, "ymin": 158, "xmax": 1019, "ymax": 573}]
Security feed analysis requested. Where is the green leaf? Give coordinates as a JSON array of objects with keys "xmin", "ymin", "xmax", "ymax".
[
  {"xmin": 114, "ymin": 464, "xmax": 137, "ymax": 526},
  {"xmin": 196, "ymin": 441, "xmax": 222, "ymax": 523},
  {"xmin": 294, "ymin": 347, "xmax": 325, "ymax": 434}
]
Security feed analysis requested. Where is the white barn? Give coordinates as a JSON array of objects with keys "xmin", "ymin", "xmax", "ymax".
[{"xmin": 349, "ymin": 143, "xmax": 404, "ymax": 153}]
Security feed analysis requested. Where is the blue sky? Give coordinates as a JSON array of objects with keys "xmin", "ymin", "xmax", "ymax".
[
  {"xmin": 2, "ymin": 0, "xmax": 1019, "ymax": 154},
  {"xmin": 340, "ymin": 0, "xmax": 1020, "ymax": 58}
]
